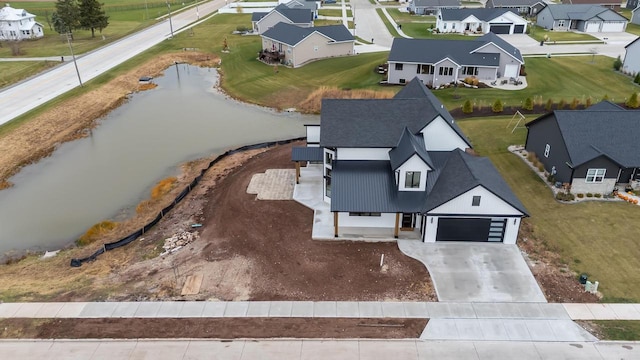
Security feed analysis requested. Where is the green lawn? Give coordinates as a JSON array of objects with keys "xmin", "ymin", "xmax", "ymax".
[
  {"xmin": 528, "ymin": 25, "xmax": 601, "ymax": 43},
  {"xmin": 375, "ymin": 8, "xmax": 401, "ymax": 37},
  {"xmin": 0, "ymin": 61, "xmax": 57, "ymax": 89},
  {"xmin": 435, "ymin": 56, "xmax": 638, "ymax": 110},
  {"xmin": 386, "ymin": 8, "xmax": 475, "ymax": 40},
  {"xmin": 318, "ymin": 9, "xmax": 352, "ymax": 17},
  {"xmin": 626, "ymin": 23, "xmax": 640, "ymax": 37},
  {"xmin": 458, "ymin": 117, "xmax": 640, "ymax": 302},
  {"xmin": 593, "ymin": 321, "xmax": 640, "ymax": 340}
]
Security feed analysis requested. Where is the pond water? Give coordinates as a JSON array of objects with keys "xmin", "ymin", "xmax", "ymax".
[{"xmin": 0, "ymin": 64, "xmax": 318, "ymax": 259}]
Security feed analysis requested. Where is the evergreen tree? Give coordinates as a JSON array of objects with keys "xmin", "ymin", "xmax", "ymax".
[
  {"xmin": 492, "ymin": 99, "xmax": 503, "ymax": 113},
  {"xmin": 545, "ymin": 98, "xmax": 553, "ymax": 112},
  {"xmin": 626, "ymin": 92, "xmax": 639, "ymax": 109},
  {"xmin": 79, "ymin": 0, "xmax": 109, "ymax": 38},
  {"xmin": 462, "ymin": 99, "xmax": 473, "ymax": 114},
  {"xmin": 585, "ymin": 96, "xmax": 592, "ymax": 108},
  {"xmin": 54, "ymin": 0, "xmax": 80, "ymax": 35},
  {"xmin": 570, "ymin": 97, "xmax": 580, "ymax": 110},
  {"xmin": 558, "ymin": 98, "xmax": 566, "ymax": 109},
  {"xmin": 635, "ymin": 73, "xmax": 640, "ymax": 85},
  {"xmin": 613, "ymin": 55, "xmax": 622, "ymax": 71},
  {"xmin": 523, "ymin": 97, "xmax": 533, "ymax": 111}
]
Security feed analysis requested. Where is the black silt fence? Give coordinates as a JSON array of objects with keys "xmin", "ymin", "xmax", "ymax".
[{"xmin": 70, "ymin": 137, "xmax": 304, "ymax": 267}]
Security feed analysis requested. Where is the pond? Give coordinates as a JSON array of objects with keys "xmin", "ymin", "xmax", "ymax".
[{"xmin": 0, "ymin": 64, "xmax": 318, "ymax": 259}]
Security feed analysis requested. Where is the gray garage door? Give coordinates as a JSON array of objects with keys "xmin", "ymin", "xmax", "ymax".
[
  {"xmin": 489, "ymin": 24, "xmax": 511, "ymax": 34},
  {"xmin": 514, "ymin": 25, "xmax": 525, "ymax": 33},
  {"xmin": 436, "ymin": 218, "xmax": 506, "ymax": 242}
]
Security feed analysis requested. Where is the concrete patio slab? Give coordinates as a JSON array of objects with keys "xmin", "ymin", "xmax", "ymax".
[
  {"xmin": 358, "ymin": 302, "xmax": 383, "ymax": 318},
  {"xmin": 549, "ymin": 320, "xmax": 598, "ymax": 342},
  {"xmin": 0, "ymin": 303, "xmax": 22, "ymax": 318},
  {"xmin": 243, "ymin": 340, "xmax": 303, "ymax": 360},
  {"xmin": 290, "ymin": 301, "xmax": 314, "ymax": 317},
  {"xmin": 269, "ymin": 301, "xmax": 293, "ymax": 317},
  {"xmin": 127, "ymin": 340, "xmax": 189, "ymax": 359},
  {"xmin": 358, "ymin": 339, "xmax": 420, "ymax": 359},
  {"xmin": 201, "ymin": 302, "xmax": 227, "ymax": 317},
  {"xmin": 381, "ymin": 302, "xmax": 405, "ymax": 317},
  {"xmin": 313, "ymin": 301, "xmax": 337, "ymax": 317},
  {"xmin": 178, "ymin": 302, "xmax": 206, "ymax": 317},
  {"xmin": 111, "ymin": 302, "xmax": 140, "ymax": 318},
  {"xmin": 55, "ymin": 302, "xmax": 88, "ymax": 318},
  {"xmin": 91, "ymin": 341, "xmax": 137, "ymax": 360},
  {"xmin": 33, "ymin": 302, "xmax": 65, "ymax": 317},
  {"xmin": 48, "ymin": 341, "xmax": 107, "ymax": 360},
  {"xmin": 299, "ymin": 340, "xmax": 359, "ymax": 360},
  {"xmin": 421, "ymin": 319, "xmax": 460, "ymax": 340},
  {"xmin": 416, "ymin": 340, "xmax": 480, "ymax": 359},
  {"xmin": 516, "ymin": 303, "xmax": 547, "ymax": 319},
  {"xmin": 455, "ymin": 319, "xmax": 485, "ymax": 340},
  {"xmin": 504, "ymin": 320, "xmax": 532, "ymax": 341},
  {"xmin": 478, "ymin": 319, "xmax": 509, "ymax": 341},
  {"xmin": 540, "ymin": 303, "xmax": 570, "ymax": 319},
  {"xmin": 246, "ymin": 301, "xmax": 271, "ymax": 317},
  {"xmin": 182, "ymin": 339, "xmax": 245, "ymax": 359},
  {"xmin": 134, "ymin": 302, "xmax": 162, "ymax": 318},
  {"xmin": 563, "ymin": 303, "xmax": 595, "ymax": 320},
  {"xmin": 474, "ymin": 341, "xmax": 541, "ymax": 360},
  {"xmin": 12, "ymin": 303, "xmax": 44, "ymax": 318},
  {"xmin": 609, "ymin": 304, "xmax": 640, "ymax": 320},
  {"xmin": 398, "ymin": 242, "xmax": 546, "ymax": 303},
  {"xmin": 79, "ymin": 302, "xmax": 118, "ymax": 318},
  {"xmin": 586, "ymin": 303, "xmax": 618, "ymax": 319},
  {"xmin": 157, "ymin": 301, "xmax": 184, "ymax": 317},
  {"xmin": 403, "ymin": 302, "xmax": 429, "ymax": 318},
  {"xmin": 524, "ymin": 320, "xmax": 557, "ymax": 342},
  {"xmin": 223, "ymin": 302, "xmax": 249, "ymax": 317},
  {"xmin": 336, "ymin": 302, "xmax": 359, "ymax": 318}
]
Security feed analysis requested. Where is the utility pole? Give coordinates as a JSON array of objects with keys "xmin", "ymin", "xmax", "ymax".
[
  {"xmin": 166, "ymin": 1, "xmax": 174, "ymax": 38},
  {"xmin": 64, "ymin": 33, "xmax": 83, "ymax": 87}
]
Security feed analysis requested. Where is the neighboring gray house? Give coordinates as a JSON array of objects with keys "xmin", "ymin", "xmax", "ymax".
[
  {"xmin": 623, "ymin": 37, "xmax": 640, "ymax": 75},
  {"xmin": 281, "ymin": 0, "xmax": 319, "ymax": 18},
  {"xmin": 486, "ymin": 0, "xmax": 546, "ymax": 16},
  {"xmin": 525, "ymin": 101, "xmax": 640, "ymax": 195},
  {"xmin": 387, "ymin": 33, "xmax": 524, "ymax": 86},
  {"xmin": 561, "ymin": 0, "xmax": 622, "ymax": 11},
  {"xmin": 261, "ymin": 23, "xmax": 354, "ymax": 67},
  {"xmin": 632, "ymin": 6, "xmax": 640, "ymax": 25},
  {"xmin": 436, "ymin": 8, "xmax": 529, "ymax": 34},
  {"xmin": 627, "ymin": 0, "xmax": 639, "ymax": 10},
  {"xmin": 292, "ymin": 78, "xmax": 528, "ymax": 243},
  {"xmin": 252, "ymin": 4, "xmax": 314, "ymax": 34},
  {"xmin": 536, "ymin": 4, "xmax": 628, "ymax": 32},
  {"xmin": 409, "ymin": 0, "xmax": 461, "ymax": 15}
]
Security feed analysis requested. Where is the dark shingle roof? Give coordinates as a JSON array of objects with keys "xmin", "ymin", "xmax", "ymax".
[
  {"xmin": 423, "ymin": 149, "xmax": 529, "ymax": 215},
  {"xmin": 252, "ymin": 12, "xmax": 268, "ymax": 21},
  {"xmin": 489, "ymin": 0, "xmax": 544, "ymax": 6},
  {"xmin": 331, "ymin": 160, "xmax": 426, "ymax": 212},
  {"xmin": 320, "ymin": 78, "xmax": 470, "ymax": 148},
  {"xmin": 439, "ymin": 8, "xmax": 514, "ymax": 21},
  {"xmin": 389, "ymin": 128, "xmax": 433, "ymax": 170},
  {"xmin": 475, "ymin": 33, "xmax": 524, "ymax": 63},
  {"xmin": 284, "ymin": 0, "xmax": 318, "ymax": 11},
  {"xmin": 543, "ymin": 4, "xmax": 627, "ymax": 21},
  {"xmin": 551, "ymin": 110, "xmax": 640, "ymax": 167},
  {"xmin": 262, "ymin": 23, "xmax": 353, "ymax": 47},
  {"xmin": 388, "ymin": 38, "xmax": 501, "ymax": 67},
  {"xmin": 586, "ymin": 100, "xmax": 624, "ymax": 111},
  {"xmin": 413, "ymin": 0, "xmax": 461, "ymax": 7},
  {"xmin": 291, "ymin": 146, "xmax": 324, "ymax": 162},
  {"xmin": 273, "ymin": 4, "xmax": 314, "ymax": 23}
]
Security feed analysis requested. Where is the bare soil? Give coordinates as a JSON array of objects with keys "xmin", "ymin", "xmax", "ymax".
[{"xmin": 0, "ymin": 318, "xmax": 428, "ymax": 339}]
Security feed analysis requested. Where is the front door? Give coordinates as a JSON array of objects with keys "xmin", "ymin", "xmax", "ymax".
[{"xmin": 401, "ymin": 213, "xmax": 415, "ymax": 230}]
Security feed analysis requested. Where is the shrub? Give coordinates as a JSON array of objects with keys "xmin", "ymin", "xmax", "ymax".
[
  {"xmin": 545, "ymin": 98, "xmax": 553, "ymax": 112},
  {"xmin": 594, "ymin": 193, "xmax": 602, "ymax": 198},
  {"xmin": 570, "ymin": 97, "xmax": 580, "ymax": 110},
  {"xmin": 77, "ymin": 221, "xmax": 118, "ymax": 246},
  {"xmin": 585, "ymin": 96, "xmax": 592, "ymax": 108},
  {"xmin": 613, "ymin": 55, "xmax": 622, "ymax": 71},
  {"xmin": 236, "ymin": 25, "xmax": 248, "ymax": 32},
  {"xmin": 462, "ymin": 99, "xmax": 473, "ymax": 114},
  {"xmin": 602, "ymin": 94, "xmax": 610, "ymax": 101},
  {"xmin": 626, "ymin": 92, "xmax": 639, "ymax": 109},
  {"xmin": 586, "ymin": 192, "xmax": 593, "ymax": 198},
  {"xmin": 635, "ymin": 73, "xmax": 640, "ymax": 84},
  {"xmin": 546, "ymin": 174, "xmax": 555, "ymax": 183},
  {"xmin": 556, "ymin": 192, "xmax": 575, "ymax": 201},
  {"xmin": 523, "ymin": 97, "xmax": 533, "ymax": 111},
  {"xmin": 537, "ymin": 164, "xmax": 544, "ymax": 172},
  {"xmin": 577, "ymin": 193, "xmax": 584, "ymax": 198},
  {"xmin": 520, "ymin": 65, "xmax": 527, "ymax": 76},
  {"xmin": 558, "ymin": 98, "xmax": 566, "ymax": 109},
  {"xmin": 527, "ymin": 152, "xmax": 537, "ymax": 163},
  {"xmin": 492, "ymin": 99, "xmax": 503, "ymax": 113}
]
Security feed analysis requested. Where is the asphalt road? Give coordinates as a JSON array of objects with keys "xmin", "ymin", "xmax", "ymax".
[{"xmin": 0, "ymin": 0, "xmax": 229, "ymax": 127}]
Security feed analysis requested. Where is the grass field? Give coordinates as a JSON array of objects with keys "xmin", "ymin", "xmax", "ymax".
[
  {"xmin": 318, "ymin": 9, "xmax": 352, "ymax": 18},
  {"xmin": 0, "ymin": 61, "xmax": 57, "ymax": 89},
  {"xmin": 458, "ymin": 117, "xmax": 640, "ymax": 302},
  {"xmin": 386, "ymin": 9, "xmax": 481, "ymax": 40},
  {"xmin": 593, "ymin": 321, "xmax": 640, "ymax": 340},
  {"xmin": 528, "ymin": 25, "xmax": 601, "ymax": 43}
]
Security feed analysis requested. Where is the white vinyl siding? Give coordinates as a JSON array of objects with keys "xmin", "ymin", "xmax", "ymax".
[
  {"xmin": 397, "ymin": 155, "xmax": 430, "ymax": 191},
  {"xmin": 338, "ymin": 212, "xmax": 396, "ymax": 228},
  {"xmin": 428, "ymin": 185, "xmax": 523, "ymax": 216},
  {"xmin": 336, "ymin": 148, "xmax": 391, "ymax": 161},
  {"xmin": 420, "ymin": 116, "xmax": 469, "ymax": 151}
]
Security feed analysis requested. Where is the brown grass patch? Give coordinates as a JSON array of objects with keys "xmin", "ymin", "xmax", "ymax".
[
  {"xmin": 137, "ymin": 83, "xmax": 158, "ymax": 91},
  {"xmin": 298, "ymin": 86, "xmax": 396, "ymax": 114},
  {"xmin": 151, "ymin": 177, "xmax": 177, "ymax": 199},
  {"xmin": 0, "ymin": 51, "xmax": 220, "ymax": 190},
  {"xmin": 77, "ymin": 221, "xmax": 119, "ymax": 246}
]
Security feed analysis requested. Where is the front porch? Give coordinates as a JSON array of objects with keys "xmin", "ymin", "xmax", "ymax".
[{"xmin": 292, "ymin": 164, "xmax": 422, "ymax": 241}]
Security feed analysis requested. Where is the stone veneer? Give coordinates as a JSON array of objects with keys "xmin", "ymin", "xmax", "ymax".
[{"xmin": 570, "ymin": 178, "xmax": 617, "ymax": 195}]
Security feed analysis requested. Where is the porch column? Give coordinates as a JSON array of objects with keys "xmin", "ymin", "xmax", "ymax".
[
  {"xmin": 333, "ymin": 212, "xmax": 339, "ymax": 238},
  {"xmin": 295, "ymin": 162, "xmax": 300, "ymax": 184},
  {"xmin": 394, "ymin": 213, "xmax": 400, "ymax": 239}
]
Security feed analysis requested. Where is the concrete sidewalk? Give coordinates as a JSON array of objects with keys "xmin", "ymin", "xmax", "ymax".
[{"xmin": 1, "ymin": 339, "xmax": 639, "ymax": 359}]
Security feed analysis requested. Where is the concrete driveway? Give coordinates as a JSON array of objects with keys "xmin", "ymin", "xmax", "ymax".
[
  {"xmin": 498, "ymin": 32, "xmax": 637, "ymax": 58},
  {"xmin": 398, "ymin": 241, "xmax": 547, "ymax": 303}
]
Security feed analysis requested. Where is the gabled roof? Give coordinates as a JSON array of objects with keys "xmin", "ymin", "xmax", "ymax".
[
  {"xmin": 439, "ymin": 8, "xmax": 517, "ymax": 21},
  {"xmin": 389, "ymin": 128, "xmax": 433, "ymax": 170},
  {"xmin": 284, "ymin": 0, "xmax": 318, "ymax": 11},
  {"xmin": 526, "ymin": 106, "xmax": 640, "ymax": 167},
  {"xmin": 474, "ymin": 32, "xmax": 524, "ymax": 63},
  {"xmin": 413, "ymin": 0, "xmax": 461, "ymax": 7},
  {"xmin": 489, "ymin": 0, "xmax": 544, "ymax": 7},
  {"xmin": 320, "ymin": 78, "xmax": 470, "ymax": 148},
  {"xmin": 0, "ymin": 5, "xmax": 36, "ymax": 21},
  {"xmin": 258, "ymin": 4, "xmax": 313, "ymax": 24},
  {"xmin": 423, "ymin": 149, "xmax": 529, "ymax": 215},
  {"xmin": 388, "ymin": 38, "xmax": 501, "ymax": 68},
  {"xmin": 586, "ymin": 100, "xmax": 624, "ymax": 111},
  {"xmin": 252, "ymin": 12, "xmax": 268, "ymax": 22},
  {"xmin": 262, "ymin": 23, "xmax": 353, "ymax": 47},
  {"xmin": 541, "ymin": 4, "xmax": 628, "ymax": 21}
]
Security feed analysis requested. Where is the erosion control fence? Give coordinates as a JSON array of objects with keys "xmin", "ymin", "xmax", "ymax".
[{"xmin": 70, "ymin": 137, "xmax": 304, "ymax": 267}]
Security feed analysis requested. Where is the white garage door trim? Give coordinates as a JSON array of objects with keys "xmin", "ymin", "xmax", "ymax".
[
  {"xmin": 600, "ymin": 21, "xmax": 625, "ymax": 32},
  {"xmin": 504, "ymin": 64, "xmax": 519, "ymax": 78},
  {"xmin": 585, "ymin": 21, "xmax": 600, "ymax": 32}
]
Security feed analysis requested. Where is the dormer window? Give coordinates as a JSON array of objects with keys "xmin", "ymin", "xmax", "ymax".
[{"xmin": 405, "ymin": 171, "xmax": 421, "ymax": 188}]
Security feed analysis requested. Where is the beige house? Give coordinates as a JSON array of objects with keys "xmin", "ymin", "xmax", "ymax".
[{"xmin": 260, "ymin": 23, "xmax": 354, "ymax": 68}]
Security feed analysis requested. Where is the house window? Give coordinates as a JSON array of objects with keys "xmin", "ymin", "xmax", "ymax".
[
  {"xmin": 325, "ymin": 176, "xmax": 332, "ymax": 197},
  {"xmin": 544, "ymin": 144, "xmax": 550, "ymax": 158},
  {"xmin": 395, "ymin": 63, "xmax": 403, "ymax": 71},
  {"xmin": 405, "ymin": 171, "xmax": 421, "ymax": 188},
  {"xmin": 452, "ymin": 23, "xmax": 456, "ymax": 30},
  {"xmin": 439, "ymin": 67, "xmax": 453, "ymax": 76},
  {"xmin": 399, "ymin": 78, "xmax": 406, "ymax": 84},
  {"xmin": 325, "ymin": 151, "xmax": 333, "ymax": 165},
  {"xmin": 444, "ymin": 23, "xmax": 447, "ymax": 30},
  {"xmin": 472, "ymin": 195, "xmax": 481, "ymax": 206},
  {"xmin": 558, "ymin": 20, "xmax": 565, "ymax": 27},
  {"xmin": 349, "ymin": 212, "xmax": 381, "ymax": 216},
  {"xmin": 586, "ymin": 169, "xmax": 606, "ymax": 183},
  {"xmin": 418, "ymin": 64, "xmax": 434, "ymax": 74},
  {"xmin": 462, "ymin": 66, "xmax": 478, "ymax": 76}
]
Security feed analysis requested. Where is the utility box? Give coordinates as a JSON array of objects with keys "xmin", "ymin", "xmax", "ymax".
[{"xmin": 579, "ymin": 274, "xmax": 588, "ymax": 284}]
